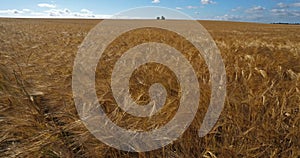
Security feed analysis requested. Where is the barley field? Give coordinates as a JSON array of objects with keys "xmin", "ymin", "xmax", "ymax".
[{"xmin": 0, "ymin": 18, "xmax": 299, "ymax": 157}]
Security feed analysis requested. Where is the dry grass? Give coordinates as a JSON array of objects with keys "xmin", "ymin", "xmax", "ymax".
[{"xmin": 0, "ymin": 18, "xmax": 299, "ymax": 157}]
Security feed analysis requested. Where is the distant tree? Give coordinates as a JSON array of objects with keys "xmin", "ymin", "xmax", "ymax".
[
  {"xmin": 161, "ymin": 16, "xmax": 165, "ymax": 20},
  {"xmin": 157, "ymin": 17, "xmax": 160, "ymax": 20}
]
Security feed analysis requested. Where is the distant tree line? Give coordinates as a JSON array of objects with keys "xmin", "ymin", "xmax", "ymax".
[{"xmin": 271, "ymin": 22, "xmax": 300, "ymax": 25}]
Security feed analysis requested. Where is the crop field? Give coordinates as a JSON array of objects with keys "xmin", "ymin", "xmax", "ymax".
[{"xmin": 0, "ymin": 18, "xmax": 299, "ymax": 157}]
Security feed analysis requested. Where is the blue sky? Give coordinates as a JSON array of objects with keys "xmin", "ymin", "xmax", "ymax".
[{"xmin": 0, "ymin": 0, "xmax": 299, "ymax": 23}]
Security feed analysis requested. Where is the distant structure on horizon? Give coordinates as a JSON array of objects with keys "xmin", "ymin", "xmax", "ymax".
[{"xmin": 156, "ymin": 16, "xmax": 166, "ymax": 20}]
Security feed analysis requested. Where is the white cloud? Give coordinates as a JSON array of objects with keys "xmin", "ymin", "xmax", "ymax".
[
  {"xmin": 195, "ymin": 11, "xmax": 200, "ymax": 15},
  {"xmin": 152, "ymin": 0, "xmax": 160, "ymax": 4},
  {"xmin": 251, "ymin": 6, "xmax": 265, "ymax": 11},
  {"xmin": 0, "ymin": 7, "xmax": 111, "ymax": 19},
  {"xmin": 80, "ymin": 9, "xmax": 92, "ymax": 14},
  {"xmin": 201, "ymin": 0, "xmax": 216, "ymax": 5},
  {"xmin": 291, "ymin": 10, "xmax": 300, "ymax": 16},
  {"xmin": 203, "ymin": 3, "xmax": 300, "ymax": 23},
  {"xmin": 214, "ymin": 13, "xmax": 269, "ymax": 22},
  {"xmin": 231, "ymin": 7, "xmax": 242, "ymax": 12},
  {"xmin": 271, "ymin": 9, "xmax": 288, "ymax": 16},
  {"xmin": 276, "ymin": 2, "xmax": 300, "ymax": 8},
  {"xmin": 176, "ymin": 7, "xmax": 183, "ymax": 10},
  {"xmin": 22, "ymin": 9, "xmax": 31, "ymax": 12},
  {"xmin": 0, "ymin": 9, "xmax": 23, "ymax": 14},
  {"xmin": 291, "ymin": 3, "xmax": 300, "ymax": 7},
  {"xmin": 271, "ymin": 8, "xmax": 300, "ymax": 17},
  {"xmin": 186, "ymin": 6, "xmax": 198, "ymax": 9},
  {"xmin": 277, "ymin": 3, "xmax": 289, "ymax": 8},
  {"xmin": 38, "ymin": 3, "xmax": 56, "ymax": 8},
  {"xmin": 41, "ymin": 8, "xmax": 111, "ymax": 18},
  {"xmin": 45, "ymin": 8, "xmax": 95, "ymax": 17},
  {"xmin": 246, "ymin": 6, "xmax": 266, "ymax": 13},
  {"xmin": 214, "ymin": 14, "xmax": 242, "ymax": 21}
]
